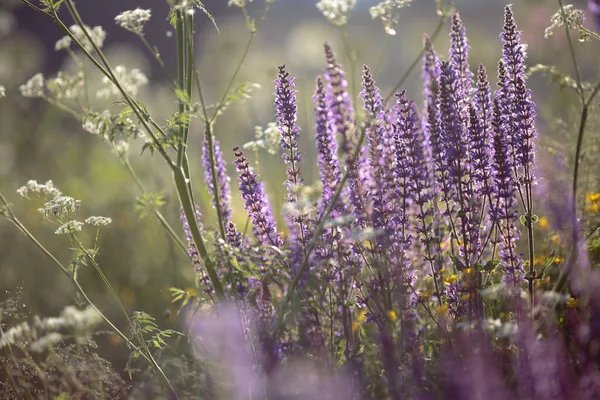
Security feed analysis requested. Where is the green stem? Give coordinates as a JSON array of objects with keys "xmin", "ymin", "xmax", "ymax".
[
  {"xmin": 286, "ymin": 125, "xmax": 367, "ymax": 303},
  {"xmin": 384, "ymin": 17, "xmax": 446, "ymax": 104},
  {"xmin": 124, "ymin": 159, "xmax": 188, "ymax": 255}
]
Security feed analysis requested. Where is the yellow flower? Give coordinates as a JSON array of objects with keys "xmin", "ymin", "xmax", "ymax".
[
  {"xmin": 387, "ymin": 310, "xmax": 398, "ymax": 322},
  {"xmin": 587, "ymin": 193, "xmax": 600, "ymax": 202},
  {"xmin": 539, "ymin": 216, "xmax": 549, "ymax": 229},
  {"xmin": 435, "ymin": 304, "xmax": 449, "ymax": 317},
  {"xmin": 566, "ymin": 297, "xmax": 578, "ymax": 308},
  {"xmin": 444, "ymin": 275, "xmax": 458, "ymax": 285},
  {"xmin": 555, "ymin": 256, "xmax": 564, "ymax": 263},
  {"xmin": 352, "ymin": 321, "xmax": 360, "ymax": 333},
  {"xmin": 357, "ymin": 310, "xmax": 367, "ymax": 323}
]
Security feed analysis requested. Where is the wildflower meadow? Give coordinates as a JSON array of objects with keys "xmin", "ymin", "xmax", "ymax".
[{"xmin": 2, "ymin": 0, "xmax": 600, "ymax": 399}]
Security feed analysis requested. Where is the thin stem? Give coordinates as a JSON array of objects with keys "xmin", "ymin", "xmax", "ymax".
[
  {"xmin": 139, "ymin": 35, "xmax": 165, "ymax": 68},
  {"xmin": 384, "ymin": 16, "xmax": 446, "ymax": 103},
  {"xmin": 209, "ymin": 33, "xmax": 255, "ymax": 124},
  {"xmin": 286, "ymin": 125, "xmax": 367, "ymax": 303},
  {"xmin": 373, "ymin": 33, "xmax": 390, "ymax": 81},
  {"xmin": 558, "ymin": 0, "xmax": 584, "ymax": 101}
]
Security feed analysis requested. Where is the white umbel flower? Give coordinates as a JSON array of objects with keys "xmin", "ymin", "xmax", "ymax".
[
  {"xmin": 69, "ymin": 24, "xmax": 106, "ymax": 52},
  {"xmin": 55, "ymin": 220, "xmax": 84, "ymax": 235},
  {"xmin": 17, "ymin": 180, "xmax": 62, "ymax": 198},
  {"xmin": 85, "ymin": 216, "xmax": 112, "ymax": 226},
  {"xmin": 96, "ymin": 65, "xmax": 148, "ymax": 99},
  {"xmin": 115, "ymin": 8, "xmax": 151, "ymax": 35},
  {"xmin": 316, "ymin": 0, "xmax": 356, "ymax": 27},
  {"xmin": 19, "ymin": 73, "xmax": 45, "ymax": 98}
]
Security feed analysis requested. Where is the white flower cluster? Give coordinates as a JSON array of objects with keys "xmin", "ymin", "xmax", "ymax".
[
  {"xmin": 85, "ymin": 216, "xmax": 112, "ymax": 226},
  {"xmin": 244, "ymin": 122, "xmax": 280, "ymax": 155},
  {"xmin": 19, "ymin": 73, "xmax": 45, "ymax": 98},
  {"xmin": 54, "ymin": 35, "xmax": 72, "ymax": 51},
  {"xmin": 0, "ymin": 305, "xmax": 101, "ymax": 351},
  {"xmin": 228, "ymin": 0, "xmax": 253, "ymax": 7},
  {"xmin": 38, "ymin": 196, "xmax": 81, "ymax": 218},
  {"xmin": 46, "ymin": 71, "xmax": 84, "ymax": 100},
  {"xmin": 55, "ymin": 220, "xmax": 84, "ymax": 235},
  {"xmin": 68, "ymin": 24, "xmax": 106, "ymax": 52},
  {"xmin": 82, "ymin": 111, "xmax": 111, "ymax": 139},
  {"xmin": 115, "ymin": 8, "xmax": 151, "ymax": 35},
  {"xmin": 370, "ymin": 0, "xmax": 412, "ymax": 35},
  {"xmin": 316, "ymin": 0, "xmax": 356, "ymax": 27},
  {"xmin": 545, "ymin": 5, "xmax": 586, "ymax": 39},
  {"xmin": 96, "ymin": 65, "xmax": 148, "ymax": 99},
  {"xmin": 0, "ymin": 85, "xmax": 5, "ymax": 98},
  {"xmin": 17, "ymin": 180, "xmax": 62, "ymax": 199},
  {"xmin": 112, "ymin": 140, "xmax": 130, "ymax": 158}
]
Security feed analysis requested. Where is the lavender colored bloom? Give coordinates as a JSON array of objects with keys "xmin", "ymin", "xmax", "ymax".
[
  {"xmin": 490, "ymin": 99, "xmax": 524, "ymax": 285},
  {"xmin": 180, "ymin": 206, "xmax": 213, "ymax": 292},
  {"xmin": 501, "ymin": 5, "xmax": 526, "ymax": 89},
  {"xmin": 202, "ymin": 133, "xmax": 234, "ymax": 229},
  {"xmin": 324, "ymin": 43, "xmax": 355, "ymax": 158},
  {"xmin": 590, "ymin": 0, "xmax": 600, "ymax": 28},
  {"xmin": 360, "ymin": 65, "xmax": 394, "ymax": 237},
  {"xmin": 472, "ymin": 65, "xmax": 494, "ymax": 198},
  {"xmin": 233, "ymin": 147, "xmax": 283, "ymax": 248},
  {"xmin": 394, "ymin": 91, "xmax": 440, "ymax": 285},
  {"xmin": 449, "ymin": 12, "xmax": 473, "ymax": 116},
  {"xmin": 422, "ymin": 35, "xmax": 440, "ymax": 111},
  {"xmin": 274, "ymin": 65, "xmax": 303, "ymax": 200},
  {"xmin": 314, "ymin": 76, "xmax": 343, "ymax": 218},
  {"xmin": 439, "ymin": 61, "xmax": 481, "ymax": 265}
]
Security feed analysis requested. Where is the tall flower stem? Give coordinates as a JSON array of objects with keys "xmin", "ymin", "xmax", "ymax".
[{"xmin": 55, "ymin": 0, "xmax": 224, "ymax": 298}]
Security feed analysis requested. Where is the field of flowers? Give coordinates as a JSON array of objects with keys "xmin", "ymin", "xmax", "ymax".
[{"xmin": 1, "ymin": 0, "xmax": 600, "ymax": 399}]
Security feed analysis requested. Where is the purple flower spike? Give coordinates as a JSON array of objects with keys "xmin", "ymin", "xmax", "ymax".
[
  {"xmin": 490, "ymin": 99, "xmax": 524, "ymax": 285},
  {"xmin": 361, "ymin": 65, "xmax": 394, "ymax": 236},
  {"xmin": 324, "ymin": 43, "xmax": 355, "ymax": 158},
  {"xmin": 233, "ymin": 146, "xmax": 283, "ymax": 248},
  {"xmin": 275, "ymin": 65, "xmax": 303, "ymax": 199},
  {"xmin": 314, "ymin": 76, "xmax": 343, "ymax": 217},
  {"xmin": 449, "ymin": 13, "xmax": 473, "ymax": 106},
  {"xmin": 501, "ymin": 5, "xmax": 526, "ymax": 88},
  {"xmin": 180, "ymin": 206, "xmax": 213, "ymax": 293},
  {"xmin": 202, "ymin": 133, "xmax": 234, "ymax": 230}
]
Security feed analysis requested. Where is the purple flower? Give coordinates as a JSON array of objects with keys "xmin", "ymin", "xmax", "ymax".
[
  {"xmin": 490, "ymin": 99, "xmax": 524, "ymax": 285},
  {"xmin": 233, "ymin": 146, "xmax": 282, "ymax": 248},
  {"xmin": 472, "ymin": 65, "xmax": 494, "ymax": 198},
  {"xmin": 361, "ymin": 65, "xmax": 394, "ymax": 238},
  {"xmin": 314, "ymin": 76, "xmax": 343, "ymax": 218},
  {"xmin": 275, "ymin": 65, "xmax": 303, "ymax": 199},
  {"xmin": 449, "ymin": 12, "xmax": 473, "ymax": 116},
  {"xmin": 202, "ymin": 133, "xmax": 235, "ymax": 235},
  {"xmin": 180, "ymin": 206, "xmax": 214, "ymax": 293},
  {"xmin": 324, "ymin": 43, "xmax": 355, "ymax": 158}
]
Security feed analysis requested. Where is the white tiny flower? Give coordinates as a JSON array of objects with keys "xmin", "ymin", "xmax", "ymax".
[
  {"xmin": 228, "ymin": 0, "xmax": 254, "ymax": 7},
  {"xmin": 69, "ymin": 24, "xmax": 106, "ymax": 52},
  {"xmin": 96, "ymin": 65, "xmax": 148, "ymax": 99},
  {"xmin": 19, "ymin": 73, "xmax": 45, "ymax": 98},
  {"xmin": 112, "ymin": 140, "xmax": 129, "ymax": 158},
  {"xmin": 55, "ymin": 220, "xmax": 84, "ymax": 235},
  {"xmin": 0, "ymin": 85, "xmax": 5, "ymax": 98},
  {"xmin": 39, "ymin": 196, "xmax": 81, "ymax": 218},
  {"xmin": 316, "ymin": 0, "xmax": 356, "ymax": 27},
  {"xmin": 17, "ymin": 180, "xmax": 62, "ymax": 198},
  {"xmin": 545, "ymin": 5, "xmax": 585, "ymax": 39},
  {"xmin": 30, "ymin": 332, "xmax": 63, "ymax": 353},
  {"xmin": 46, "ymin": 71, "xmax": 84, "ymax": 100},
  {"xmin": 370, "ymin": 0, "xmax": 412, "ymax": 35},
  {"xmin": 115, "ymin": 8, "xmax": 151, "ymax": 35},
  {"xmin": 85, "ymin": 216, "xmax": 112, "ymax": 226},
  {"xmin": 54, "ymin": 36, "xmax": 72, "ymax": 51}
]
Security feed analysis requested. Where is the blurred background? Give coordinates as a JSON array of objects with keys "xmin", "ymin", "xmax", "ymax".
[{"xmin": 1, "ymin": 0, "xmax": 599, "ymax": 366}]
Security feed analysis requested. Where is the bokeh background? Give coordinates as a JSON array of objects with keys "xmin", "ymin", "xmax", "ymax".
[{"xmin": 1, "ymin": 0, "xmax": 599, "ymax": 366}]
